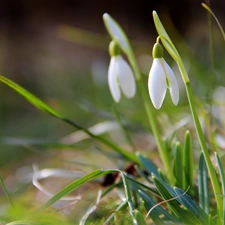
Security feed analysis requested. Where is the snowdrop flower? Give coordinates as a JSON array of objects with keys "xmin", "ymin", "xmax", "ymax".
[
  {"xmin": 108, "ymin": 41, "xmax": 136, "ymax": 102},
  {"xmin": 148, "ymin": 42, "xmax": 179, "ymax": 109}
]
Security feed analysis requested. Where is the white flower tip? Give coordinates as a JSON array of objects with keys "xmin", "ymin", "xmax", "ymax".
[
  {"xmin": 113, "ymin": 95, "xmax": 120, "ymax": 103},
  {"xmin": 170, "ymin": 86, "xmax": 179, "ymax": 106},
  {"xmin": 152, "ymin": 11, "xmax": 158, "ymax": 18},
  {"xmin": 172, "ymin": 95, "xmax": 179, "ymax": 106},
  {"xmin": 150, "ymin": 90, "xmax": 165, "ymax": 109},
  {"xmin": 103, "ymin": 13, "xmax": 110, "ymax": 22},
  {"xmin": 152, "ymin": 100, "xmax": 163, "ymax": 109}
]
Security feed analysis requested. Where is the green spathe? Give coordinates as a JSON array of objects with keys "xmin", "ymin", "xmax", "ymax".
[
  {"xmin": 109, "ymin": 40, "xmax": 120, "ymax": 57},
  {"xmin": 152, "ymin": 42, "xmax": 163, "ymax": 58}
]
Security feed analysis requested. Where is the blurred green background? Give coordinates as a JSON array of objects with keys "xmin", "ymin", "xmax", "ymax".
[{"xmin": 0, "ymin": 0, "xmax": 225, "ymax": 221}]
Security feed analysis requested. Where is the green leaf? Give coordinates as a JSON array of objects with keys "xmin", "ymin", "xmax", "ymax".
[
  {"xmin": 125, "ymin": 173, "xmax": 159, "ymax": 197},
  {"xmin": 121, "ymin": 173, "xmax": 135, "ymax": 214},
  {"xmin": 137, "ymin": 154, "xmax": 159, "ymax": 177},
  {"xmin": 215, "ymin": 153, "xmax": 225, "ymax": 224},
  {"xmin": 0, "ymin": 76, "xmax": 62, "ymax": 118},
  {"xmin": 39, "ymin": 169, "xmax": 117, "ymax": 211},
  {"xmin": 183, "ymin": 131, "xmax": 194, "ymax": 193},
  {"xmin": 174, "ymin": 187, "xmax": 208, "ymax": 224},
  {"xmin": 133, "ymin": 209, "xmax": 147, "ymax": 225},
  {"xmin": 138, "ymin": 190, "xmax": 164, "ymax": 225},
  {"xmin": 198, "ymin": 153, "xmax": 209, "ymax": 214},
  {"xmin": 174, "ymin": 142, "xmax": 184, "ymax": 188},
  {"xmin": 152, "ymin": 176, "xmax": 201, "ymax": 224},
  {"xmin": 138, "ymin": 189, "xmax": 181, "ymax": 224}
]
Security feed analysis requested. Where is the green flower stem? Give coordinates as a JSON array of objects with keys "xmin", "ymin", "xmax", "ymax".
[
  {"xmin": 127, "ymin": 49, "xmax": 175, "ymax": 185},
  {"xmin": 177, "ymin": 62, "xmax": 223, "ymax": 221}
]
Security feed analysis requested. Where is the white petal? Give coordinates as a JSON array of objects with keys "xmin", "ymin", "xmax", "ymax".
[
  {"xmin": 163, "ymin": 59, "xmax": 179, "ymax": 105},
  {"xmin": 148, "ymin": 58, "xmax": 167, "ymax": 109},
  {"xmin": 108, "ymin": 57, "xmax": 121, "ymax": 102},
  {"xmin": 116, "ymin": 56, "xmax": 136, "ymax": 98}
]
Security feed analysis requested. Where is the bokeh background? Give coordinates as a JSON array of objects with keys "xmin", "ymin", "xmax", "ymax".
[{"xmin": 0, "ymin": 0, "xmax": 225, "ymax": 221}]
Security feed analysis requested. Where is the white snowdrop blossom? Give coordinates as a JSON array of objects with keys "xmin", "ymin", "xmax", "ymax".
[
  {"xmin": 148, "ymin": 43, "xmax": 179, "ymax": 109},
  {"xmin": 108, "ymin": 55, "xmax": 136, "ymax": 102}
]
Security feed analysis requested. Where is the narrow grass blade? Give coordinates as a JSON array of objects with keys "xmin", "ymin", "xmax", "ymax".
[
  {"xmin": 174, "ymin": 187, "xmax": 208, "ymax": 224},
  {"xmin": 0, "ymin": 75, "xmax": 139, "ymax": 164},
  {"xmin": 125, "ymin": 174, "xmax": 159, "ymax": 197},
  {"xmin": 198, "ymin": 153, "xmax": 209, "ymax": 214},
  {"xmin": 215, "ymin": 153, "xmax": 225, "ymax": 225},
  {"xmin": 138, "ymin": 190, "xmax": 164, "ymax": 225},
  {"xmin": 0, "ymin": 76, "xmax": 62, "ymax": 118},
  {"xmin": 138, "ymin": 189, "xmax": 181, "ymax": 224},
  {"xmin": 202, "ymin": 3, "xmax": 225, "ymax": 41},
  {"xmin": 38, "ymin": 169, "xmax": 117, "ymax": 211},
  {"xmin": 152, "ymin": 175, "xmax": 200, "ymax": 224},
  {"xmin": 0, "ymin": 174, "xmax": 14, "ymax": 207},
  {"xmin": 121, "ymin": 173, "xmax": 134, "ymax": 212},
  {"xmin": 158, "ymin": 169, "xmax": 168, "ymax": 183},
  {"xmin": 133, "ymin": 209, "xmax": 147, "ymax": 225},
  {"xmin": 134, "ymin": 165, "xmax": 152, "ymax": 184},
  {"xmin": 137, "ymin": 154, "xmax": 159, "ymax": 177},
  {"xmin": 174, "ymin": 142, "xmax": 184, "ymax": 188},
  {"xmin": 198, "ymin": 154, "xmax": 204, "ymax": 210},
  {"xmin": 183, "ymin": 131, "xmax": 194, "ymax": 194}
]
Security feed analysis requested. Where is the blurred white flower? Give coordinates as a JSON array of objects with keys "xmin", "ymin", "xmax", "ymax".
[
  {"xmin": 108, "ymin": 55, "xmax": 136, "ymax": 102},
  {"xmin": 148, "ymin": 43, "xmax": 179, "ymax": 109}
]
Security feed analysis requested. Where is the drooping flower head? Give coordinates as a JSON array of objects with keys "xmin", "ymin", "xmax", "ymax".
[
  {"xmin": 108, "ymin": 40, "xmax": 136, "ymax": 102},
  {"xmin": 148, "ymin": 42, "xmax": 179, "ymax": 109}
]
